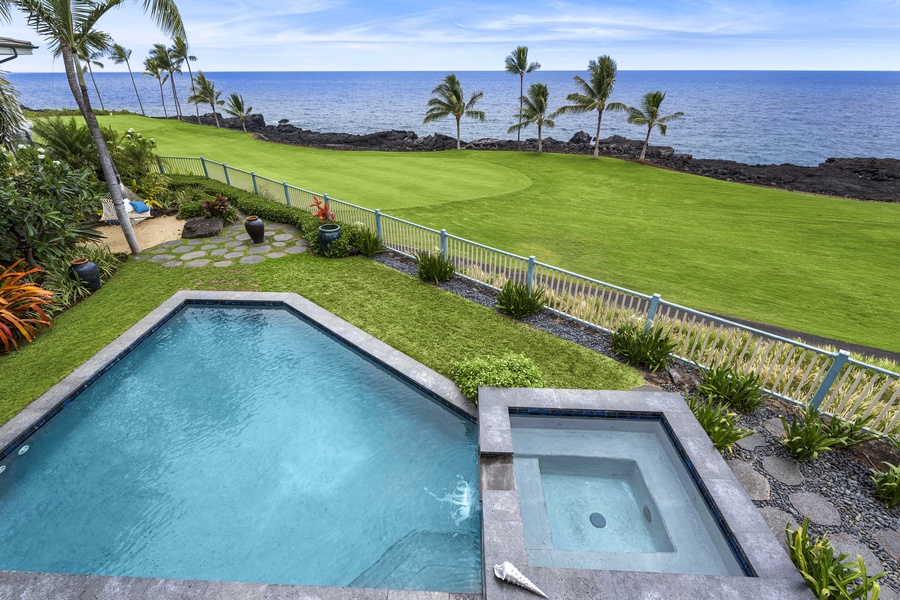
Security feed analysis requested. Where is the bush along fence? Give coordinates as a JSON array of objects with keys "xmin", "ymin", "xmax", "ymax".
[{"xmin": 154, "ymin": 156, "xmax": 900, "ymax": 436}]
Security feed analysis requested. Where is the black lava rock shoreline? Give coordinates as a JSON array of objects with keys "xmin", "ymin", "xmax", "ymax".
[{"xmin": 191, "ymin": 112, "xmax": 899, "ymax": 203}]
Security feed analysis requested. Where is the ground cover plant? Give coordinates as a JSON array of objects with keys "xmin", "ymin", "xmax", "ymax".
[
  {"xmin": 871, "ymin": 462, "xmax": 900, "ymax": 509},
  {"xmin": 697, "ymin": 364, "xmax": 763, "ymax": 412},
  {"xmin": 780, "ymin": 405, "xmax": 844, "ymax": 462},
  {"xmin": 687, "ymin": 394, "xmax": 753, "ymax": 453},
  {"xmin": 610, "ymin": 321, "xmax": 675, "ymax": 372},
  {"xmin": 73, "ymin": 114, "xmax": 900, "ymax": 353},
  {"xmin": 495, "ymin": 281, "xmax": 547, "ymax": 318},
  {"xmin": 0, "ymin": 252, "xmax": 643, "ymax": 426},
  {"xmin": 416, "ymin": 251, "xmax": 455, "ymax": 284},
  {"xmin": 449, "ymin": 353, "xmax": 544, "ymax": 403}
]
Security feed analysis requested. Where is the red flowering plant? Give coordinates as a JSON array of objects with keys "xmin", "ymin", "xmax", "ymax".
[{"xmin": 310, "ymin": 196, "xmax": 334, "ymax": 223}]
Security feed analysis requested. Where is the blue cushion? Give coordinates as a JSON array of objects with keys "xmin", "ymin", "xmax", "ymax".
[{"xmin": 130, "ymin": 201, "xmax": 150, "ymax": 214}]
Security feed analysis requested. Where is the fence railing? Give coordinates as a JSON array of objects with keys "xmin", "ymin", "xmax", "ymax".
[{"xmin": 154, "ymin": 155, "xmax": 900, "ymax": 436}]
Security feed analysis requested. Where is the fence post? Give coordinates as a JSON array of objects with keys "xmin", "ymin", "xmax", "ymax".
[
  {"xmin": 283, "ymin": 182, "xmax": 291, "ymax": 206},
  {"xmin": 810, "ymin": 350, "xmax": 851, "ymax": 411},
  {"xmin": 526, "ymin": 256, "xmax": 536, "ymax": 292},
  {"xmin": 251, "ymin": 172, "xmax": 258, "ymax": 195},
  {"xmin": 200, "ymin": 156, "xmax": 209, "ymax": 178},
  {"xmin": 324, "ymin": 194, "xmax": 330, "ymax": 212},
  {"xmin": 223, "ymin": 164, "xmax": 231, "ymax": 186},
  {"xmin": 645, "ymin": 293, "xmax": 662, "ymax": 332},
  {"xmin": 156, "ymin": 155, "xmax": 165, "ymax": 174},
  {"xmin": 440, "ymin": 229, "xmax": 448, "ymax": 258},
  {"xmin": 375, "ymin": 209, "xmax": 383, "ymax": 241}
]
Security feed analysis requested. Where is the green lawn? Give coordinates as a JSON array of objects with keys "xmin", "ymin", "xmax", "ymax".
[
  {"xmin": 0, "ymin": 255, "xmax": 642, "ymax": 426},
  {"xmin": 76, "ymin": 116, "xmax": 900, "ymax": 352}
]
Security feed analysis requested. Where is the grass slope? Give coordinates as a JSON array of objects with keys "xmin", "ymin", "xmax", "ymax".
[
  {"xmin": 76, "ymin": 116, "xmax": 900, "ymax": 351},
  {"xmin": 0, "ymin": 255, "xmax": 642, "ymax": 426}
]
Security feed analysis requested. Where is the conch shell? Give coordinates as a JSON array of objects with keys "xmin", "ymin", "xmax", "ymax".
[{"xmin": 493, "ymin": 561, "xmax": 548, "ymax": 598}]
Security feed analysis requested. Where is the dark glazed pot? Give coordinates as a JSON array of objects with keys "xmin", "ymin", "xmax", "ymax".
[
  {"xmin": 245, "ymin": 215, "xmax": 265, "ymax": 244},
  {"xmin": 318, "ymin": 223, "xmax": 342, "ymax": 253},
  {"xmin": 69, "ymin": 258, "xmax": 101, "ymax": 292}
]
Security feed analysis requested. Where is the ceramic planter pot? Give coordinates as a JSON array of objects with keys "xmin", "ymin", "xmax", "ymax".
[
  {"xmin": 318, "ymin": 223, "xmax": 342, "ymax": 253},
  {"xmin": 69, "ymin": 258, "xmax": 101, "ymax": 292},
  {"xmin": 245, "ymin": 215, "xmax": 265, "ymax": 244}
]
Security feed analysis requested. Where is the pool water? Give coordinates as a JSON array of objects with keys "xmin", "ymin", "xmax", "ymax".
[
  {"xmin": 511, "ymin": 415, "xmax": 745, "ymax": 576},
  {"xmin": 0, "ymin": 306, "xmax": 481, "ymax": 593}
]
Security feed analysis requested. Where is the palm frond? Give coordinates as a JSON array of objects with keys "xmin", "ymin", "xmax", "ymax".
[
  {"xmin": 141, "ymin": 0, "xmax": 185, "ymax": 38},
  {"xmin": 465, "ymin": 110, "xmax": 485, "ymax": 122}
]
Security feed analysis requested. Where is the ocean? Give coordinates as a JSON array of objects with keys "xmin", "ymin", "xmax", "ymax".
[{"xmin": 6, "ymin": 70, "xmax": 900, "ymax": 166}]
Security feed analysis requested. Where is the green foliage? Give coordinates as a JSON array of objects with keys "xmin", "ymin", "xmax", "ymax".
[
  {"xmin": 177, "ymin": 200, "xmax": 204, "ymax": 219},
  {"xmin": 416, "ymin": 250, "xmax": 455, "ymax": 284},
  {"xmin": 156, "ymin": 184, "xmax": 207, "ymax": 210},
  {"xmin": 0, "ymin": 145, "xmax": 102, "ymax": 268},
  {"xmin": 871, "ymin": 462, "xmax": 900, "ymax": 509},
  {"xmin": 780, "ymin": 405, "xmax": 844, "ymax": 462},
  {"xmin": 687, "ymin": 395, "xmax": 753, "ymax": 454},
  {"xmin": 450, "ymin": 354, "xmax": 544, "ymax": 403},
  {"xmin": 787, "ymin": 518, "xmax": 884, "ymax": 599},
  {"xmin": 31, "ymin": 117, "xmax": 110, "ymax": 174},
  {"xmin": 351, "ymin": 227, "xmax": 384, "ymax": 257},
  {"xmin": 825, "ymin": 414, "xmax": 879, "ymax": 450},
  {"xmin": 201, "ymin": 194, "xmax": 238, "ymax": 223},
  {"xmin": 111, "ymin": 128, "xmax": 168, "ymax": 204},
  {"xmin": 610, "ymin": 320, "xmax": 675, "ymax": 372},
  {"xmin": 495, "ymin": 280, "xmax": 547, "ymax": 318},
  {"xmin": 0, "ymin": 71, "xmax": 27, "ymax": 152},
  {"xmin": 697, "ymin": 364, "xmax": 763, "ymax": 412},
  {"xmin": 40, "ymin": 245, "xmax": 123, "ymax": 315},
  {"xmin": 25, "ymin": 108, "xmax": 135, "ymax": 118},
  {"xmin": 0, "ymin": 260, "xmax": 54, "ymax": 352},
  {"xmin": 423, "ymin": 74, "xmax": 485, "ymax": 148}
]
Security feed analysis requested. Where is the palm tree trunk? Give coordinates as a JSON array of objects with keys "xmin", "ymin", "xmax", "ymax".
[
  {"xmin": 210, "ymin": 101, "xmax": 219, "ymax": 127},
  {"xmin": 157, "ymin": 80, "xmax": 168, "ymax": 118},
  {"xmin": 168, "ymin": 74, "xmax": 182, "ymax": 121},
  {"xmin": 241, "ymin": 118, "xmax": 247, "ymax": 133},
  {"xmin": 456, "ymin": 117, "xmax": 461, "ymax": 150},
  {"xmin": 62, "ymin": 46, "xmax": 140, "ymax": 255},
  {"xmin": 517, "ymin": 73, "xmax": 523, "ymax": 149},
  {"xmin": 640, "ymin": 126, "xmax": 652, "ymax": 162},
  {"xmin": 126, "ymin": 60, "xmax": 145, "ymax": 116},
  {"xmin": 537, "ymin": 122, "xmax": 542, "ymax": 154},
  {"xmin": 185, "ymin": 61, "xmax": 200, "ymax": 123},
  {"xmin": 594, "ymin": 111, "xmax": 602, "ymax": 159},
  {"xmin": 87, "ymin": 63, "xmax": 105, "ymax": 112}
]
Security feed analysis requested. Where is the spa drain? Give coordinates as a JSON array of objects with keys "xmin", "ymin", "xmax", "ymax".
[
  {"xmin": 643, "ymin": 505, "xmax": 652, "ymax": 522},
  {"xmin": 589, "ymin": 512, "xmax": 606, "ymax": 528}
]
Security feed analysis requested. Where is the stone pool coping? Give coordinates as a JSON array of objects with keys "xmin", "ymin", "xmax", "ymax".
[
  {"xmin": 0, "ymin": 290, "xmax": 477, "ymax": 600},
  {"xmin": 477, "ymin": 387, "xmax": 814, "ymax": 600}
]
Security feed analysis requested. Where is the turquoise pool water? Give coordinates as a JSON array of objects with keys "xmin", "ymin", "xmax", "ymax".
[{"xmin": 0, "ymin": 305, "xmax": 481, "ymax": 593}]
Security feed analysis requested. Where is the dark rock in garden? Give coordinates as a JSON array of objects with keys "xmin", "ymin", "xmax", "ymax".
[
  {"xmin": 569, "ymin": 131, "xmax": 592, "ymax": 145},
  {"xmin": 181, "ymin": 217, "xmax": 224, "ymax": 239}
]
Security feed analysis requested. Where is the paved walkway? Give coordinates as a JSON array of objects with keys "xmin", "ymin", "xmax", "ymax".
[{"xmin": 134, "ymin": 220, "xmax": 307, "ymax": 268}]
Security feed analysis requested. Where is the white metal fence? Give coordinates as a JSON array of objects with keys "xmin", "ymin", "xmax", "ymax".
[{"xmin": 155, "ymin": 155, "xmax": 900, "ymax": 436}]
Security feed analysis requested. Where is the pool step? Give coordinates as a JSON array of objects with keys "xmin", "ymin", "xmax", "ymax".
[{"xmin": 350, "ymin": 529, "xmax": 481, "ymax": 593}]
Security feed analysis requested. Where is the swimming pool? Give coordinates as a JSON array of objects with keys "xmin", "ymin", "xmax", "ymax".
[{"xmin": 0, "ymin": 299, "xmax": 481, "ymax": 593}]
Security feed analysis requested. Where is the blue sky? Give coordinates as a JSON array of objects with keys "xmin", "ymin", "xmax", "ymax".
[{"xmin": 2, "ymin": 0, "xmax": 899, "ymax": 72}]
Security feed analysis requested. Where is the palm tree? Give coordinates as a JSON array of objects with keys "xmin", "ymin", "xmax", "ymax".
[
  {"xmin": 553, "ymin": 55, "xmax": 627, "ymax": 159},
  {"xmin": 223, "ymin": 92, "xmax": 252, "ymax": 132},
  {"xmin": 83, "ymin": 48, "xmax": 106, "ymax": 111},
  {"xmin": 625, "ymin": 91, "xmax": 684, "ymax": 162},
  {"xmin": 142, "ymin": 56, "xmax": 169, "ymax": 118},
  {"xmin": 504, "ymin": 46, "xmax": 540, "ymax": 149},
  {"xmin": 423, "ymin": 74, "xmax": 484, "ymax": 150},
  {"xmin": 54, "ymin": 28, "xmax": 111, "ymax": 112},
  {"xmin": 170, "ymin": 36, "xmax": 198, "ymax": 122},
  {"xmin": 2, "ymin": 0, "xmax": 186, "ymax": 255},
  {"xmin": 0, "ymin": 70, "xmax": 26, "ymax": 151},
  {"xmin": 149, "ymin": 43, "xmax": 181, "ymax": 120},
  {"xmin": 189, "ymin": 71, "xmax": 223, "ymax": 127},
  {"xmin": 508, "ymin": 82, "xmax": 555, "ymax": 154},
  {"xmin": 110, "ymin": 44, "xmax": 145, "ymax": 116}
]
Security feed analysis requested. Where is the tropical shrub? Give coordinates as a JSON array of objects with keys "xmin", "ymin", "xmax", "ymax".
[
  {"xmin": 449, "ymin": 354, "xmax": 544, "ymax": 403},
  {"xmin": 780, "ymin": 405, "xmax": 843, "ymax": 462},
  {"xmin": 0, "ymin": 145, "xmax": 102, "ymax": 268},
  {"xmin": 495, "ymin": 280, "xmax": 547, "ymax": 319},
  {"xmin": 0, "ymin": 259, "xmax": 54, "ymax": 351},
  {"xmin": 177, "ymin": 201, "xmax": 204, "ymax": 220},
  {"xmin": 610, "ymin": 320, "xmax": 676, "ymax": 372},
  {"xmin": 201, "ymin": 195, "xmax": 238, "ymax": 223},
  {"xmin": 787, "ymin": 518, "xmax": 884, "ymax": 599},
  {"xmin": 871, "ymin": 463, "xmax": 900, "ymax": 509},
  {"xmin": 416, "ymin": 250, "xmax": 455, "ymax": 284},
  {"xmin": 310, "ymin": 196, "xmax": 334, "ymax": 223},
  {"xmin": 825, "ymin": 414, "xmax": 879, "ymax": 450},
  {"xmin": 687, "ymin": 395, "xmax": 753, "ymax": 453},
  {"xmin": 697, "ymin": 365, "xmax": 763, "ymax": 412},
  {"xmin": 40, "ymin": 245, "xmax": 122, "ymax": 315},
  {"xmin": 351, "ymin": 227, "xmax": 384, "ymax": 257},
  {"xmin": 31, "ymin": 117, "xmax": 112, "ymax": 173}
]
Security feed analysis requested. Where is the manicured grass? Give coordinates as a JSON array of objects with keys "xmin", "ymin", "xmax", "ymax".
[
  {"xmin": 0, "ymin": 255, "xmax": 643, "ymax": 426},
  {"xmin": 69, "ymin": 116, "xmax": 900, "ymax": 351}
]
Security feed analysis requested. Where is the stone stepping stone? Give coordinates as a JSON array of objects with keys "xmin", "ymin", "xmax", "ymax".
[
  {"xmin": 736, "ymin": 432, "xmax": 768, "ymax": 451},
  {"xmin": 148, "ymin": 254, "xmax": 175, "ymax": 263},
  {"xmin": 235, "ymin": 233, "xmax": 251, "ymax": 241},
  {"xmin": 224, "ymin": 252, "xmax": 245, "ymax": 259},
  {"xmin": 874, "ymin": 528, "xmax": 900, "ymax": 561},
  {"xmin": 213, "ymin": 260, "xmax": 232, "ymax": 268},
  {"xmin": 158, "ymin": 240, "xmax": 181, "ymax": 248},
  {"xmin": 208, "ymin": 237, "xmax": 230, "ymax": 243},
  {"xmin": 225, "ymin": 240, "xmax": 244, "ymax": 248},
  {"xmin": 248, "ymin": 245, "xmax": 271, "ymax": 254},
  {"xmin": 184, "ymin": 259, "xmax": 211, "ymax": 268},
  {"xmin": 879, "ymin": 586, "xmax": 900, "ymax": 600},
  {"xmin": 171, "ymin": 246, "xmax": 194, "ymax": 254},
  {"xmin": 149, "ymin": 247, "xmax": 169, "ymax": 254},
  {"xmin": 184, "ymin": 239, "xmax": 205, "ymax": 245},
  {"xmin": 281, "ymin": 225, "xmax": 300, "ymax": 235},
  {"xmin": 162, "ymin": 260, "xmax": 183, "ymax": 267},
  {"xmin": 132, "ymin": 254, "xmax": 149, "ymax": 261},
  {"xmin": 181, "ymin": 251, "xmax": 207, "ymax": 261},
  {"xmin": 762, "ymin": 456, "xmax": 805, "ymax": 485},
  {"xmin": 763, "ymin": 417, "xmax": 786, "ymax": 438},
  {"xmin": 239, "ymin": 255, "xmax": 265, "ymax": 265},
  {"xmin": 210, "ymin": 248, "xmax": 229, "ymax": 256},
  {"xmin": 829, "ymin": 533, "xmax": 883, "ymax": 575},
  {"xmin": 273, "ymin": 233, "xmax": 294, "ymax": 241},
  {"xmin": 200, "ymin": 244, "xmax": 218, "ymax": 251},
  {"xmin": 727, "ymin": 460, "xmax": 770, "ymax": 501},
  {"xmin": 285, "ymin": 246, "xmax": 307, "ymax": 255},
  {"xmin": 758, "ymin": 506, "xmax": 800, "ymax": 549},
  {"xmin": 266, "ymin": 252, "xmax": 286, "ymax": 259},
  {"xmin": 271, "ymin": 241, "xmax": 286, "ymax": 248},
  {"xmin": 789, "ymin": 492, "xmax": 841, "ymax": 526}
]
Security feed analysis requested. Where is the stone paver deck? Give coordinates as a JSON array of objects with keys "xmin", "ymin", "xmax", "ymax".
[{"xmin": 135, "ymin": 219, "xmax": 307, "ymax": 267}]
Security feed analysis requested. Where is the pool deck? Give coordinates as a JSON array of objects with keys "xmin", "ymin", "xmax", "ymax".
[{"xmin": 477, "ymin": 387, "xmax": 814, "ymax": 600}]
